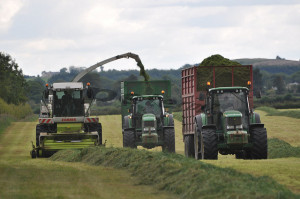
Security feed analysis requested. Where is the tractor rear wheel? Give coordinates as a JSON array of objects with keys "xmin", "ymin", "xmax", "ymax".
[
  {"xmin": 250, "ymin": 127, "xmax": 267, "ymax": 159},
  {"xmin": 200, "ymin": 128, "xmax": 218, "ymax": 160},
  {"xmin": 184, "ymin": 135, "xmax": 195, "ymax": 158},
  {"xmin": 97, "ymin": 123, "xmax": 102, "ymax": 145},
  {"xmin": 123, "ymin": 130, "xmax": 136, "ymax": 148},
  {"xmin": 162, "ymin": 128, "xmax": 175, "ymax": 153}
]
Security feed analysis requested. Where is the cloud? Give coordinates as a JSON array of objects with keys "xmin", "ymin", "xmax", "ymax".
[
  {"xmin": 0, "ymin": 0, "xmax": 23, "ymax": 32},
  {"xmin": 0, "ymin": 0, "xmax": 299, "ymax": 75}
]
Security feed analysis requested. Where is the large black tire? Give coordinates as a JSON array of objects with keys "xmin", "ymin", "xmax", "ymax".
[
  {"xmin": 200, "ymin": 128, "xmax": 218, "ymax": 160},
  {"xmin": 184, "ymin": 135, "xmax": 195, "ymax": 158},
  {"xmin": 162, "ymin": 128, "xmax": 175, "ymax": 153},
  {"xmin": 123, "ymin": 130, "xmax": 136, "ymax": 148},
  {"xmin": 97, "ymin": 123, "xmax": 102, "ymax": 145},
  {"xmin": 250, "ymin": 127, "xmax": 267, "ymax": 159}
]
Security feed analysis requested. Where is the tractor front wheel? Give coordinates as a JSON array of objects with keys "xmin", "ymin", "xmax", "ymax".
[
  {"xmin": 200, "ymin": 128, "xmax": 218, "ymax": 160},
  {"xmin": 123, "ymin": 130, "xmax": 136, "ymax": 148},
  {"xmin": 250, "ymin": 127, "xmax": 267, "ymax": 159},
  {"xmin": 162, "ymin": 128, "xmax": 175, "ymax": 153}
]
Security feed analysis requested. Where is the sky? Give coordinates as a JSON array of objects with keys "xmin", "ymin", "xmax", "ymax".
[{"xmin": 0, "ymin": 0, "xmax": 300, "ymax": 76}]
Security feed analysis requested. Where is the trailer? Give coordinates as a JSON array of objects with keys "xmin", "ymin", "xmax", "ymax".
[{"xmin": 181, "ymin": 65, "xmax": 267, "ymax": 159}]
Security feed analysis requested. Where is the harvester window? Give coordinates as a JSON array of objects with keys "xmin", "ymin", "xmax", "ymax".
[{"xmin": 53, "ymin": 90, "xmax": 83, "ymax": 117}]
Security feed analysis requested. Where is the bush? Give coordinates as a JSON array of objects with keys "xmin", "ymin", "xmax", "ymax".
[{"xmin": 0, "ymin": 98, "xmax": 32, "ymax": 119}]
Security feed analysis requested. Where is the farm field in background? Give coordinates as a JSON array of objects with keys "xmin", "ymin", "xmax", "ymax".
[{"xmin": 0, "ymin": 110, "xmax": 299, "ymax": 197}]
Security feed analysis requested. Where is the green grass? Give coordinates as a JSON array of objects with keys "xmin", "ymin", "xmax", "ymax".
[
  {"xmin": 256, "ymin": 106, "xmax": 300, "ymax": 119},
  {"xmin": 0, "ymin": 121, "xmax": 177, "ymax": 199},
  {"xmin": 172, "ymin": 112, "xmax": 182, "ymax": 121},
  {"xmin": 51, "ymin": 147, "xmax": 298, "ymax": 199},
  {"xmin": 268, "ymin": 138, "xmax": 300, "ymax": 159},
  {"xmin": 0, "ymin": 114, "xmax": 15, "ymax": 134}
]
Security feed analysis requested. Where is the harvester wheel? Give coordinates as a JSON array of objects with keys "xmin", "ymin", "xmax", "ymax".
[
  {"xmin": 162, "ymin": 128, "xmax": 175, "ymax": 153},
  {"xmin": 30, "ymin": 150, "xmax": 37, "ymax": 158},
  {"xmin": 97, "ymin": 123, "xmax": 102, "ymax": 145},
  {"xmin": 184, "ymin": 135, "xmax": 195, "ymax": 158},
  {"xmin": 250, "ymin": 127, "xmax": 267, "ymax": 159},
  {"xmin": 200, "ymin": 128, "xmax": 218, "ymax": 160},
  {"xmin": 36, "ymin": 124, "xmax": 41, "ymax": 146},
  {"xmin": 123, "ymin": 130, "xmax": 136, "ymax": 148}
]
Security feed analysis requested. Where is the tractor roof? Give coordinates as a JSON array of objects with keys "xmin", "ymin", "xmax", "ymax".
[{"xmin": 52, "ymin": 82, "xmax": 83, "ymax": 91}]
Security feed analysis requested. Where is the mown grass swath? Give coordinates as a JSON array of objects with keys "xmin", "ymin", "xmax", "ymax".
[
  {"xmin": 268, "ymin": 138, "xmax": 300, "ymax": 159},
  {"xmin": 256, "ymin": 106, "xmax": 300, "ymax": 119},
  {"xmin": 51, "ymin": 147, "xmax": 298, "ymax": 199}
]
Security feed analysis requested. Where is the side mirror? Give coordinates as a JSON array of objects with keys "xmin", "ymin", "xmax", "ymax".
[
  {"xmin": 87, "ymin": 87, "xmax": 94, "ymax": 99},
  {"xmin": 44, "ymin": 90, "xmax": 49, "ymax": 99},
  {"xmin": 199, "ymin": 93, "xmax": 205, "ymax": 101},
  {"xmin": 255, "ymin": 90, "xmax": 261, "ymax": 99}
]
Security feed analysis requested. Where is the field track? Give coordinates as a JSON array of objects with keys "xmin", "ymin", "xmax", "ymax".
[
  {"xmin": 0, "ymin": 122, "xmax": 177, "ymax": 199},
  {"xmin": 0, "ymin": 110, "xmax": 299, "ymax": 197}
]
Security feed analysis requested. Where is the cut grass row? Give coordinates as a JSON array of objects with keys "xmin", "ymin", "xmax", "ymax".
[
  {"xmin": 51, "ymin": 147, "xmax": 298, "ymax": 199},
  {"xmin": 256, "ymin": 106, "xmax": 300, "ymax": 119}
]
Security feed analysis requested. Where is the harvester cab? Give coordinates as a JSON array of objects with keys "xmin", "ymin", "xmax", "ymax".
[
  {"xmin": 121, "ymin": 81, "xmax": 175, "ymax": 152},
  {"xmin": 30, "ymin": 82, "xmax": 102, "ymax": 158}
]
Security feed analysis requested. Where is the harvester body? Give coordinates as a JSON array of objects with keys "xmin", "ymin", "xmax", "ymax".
[
  {"xmin": 32, "ymin": 82, "xmax": 102, "ymax": 158},
  {"xmin": 182, "ymin": 65, "xmax": 268, "ymax": 159},
  {"xmin": 121, "ymin": 80, "xmax": 175, "ymax": 152}
]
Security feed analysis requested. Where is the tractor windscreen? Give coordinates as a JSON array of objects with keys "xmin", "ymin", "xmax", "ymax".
[
  {"xmin": 211, "ymin": 89, "xmax": 249, "ymax": 129},
  {"xmin": 135, "ymin": 98, "xmax": 163, "ymax": 117},
  {"xmin": 53, "ymin": 90, "xmax": 84, "ymax": 117}
]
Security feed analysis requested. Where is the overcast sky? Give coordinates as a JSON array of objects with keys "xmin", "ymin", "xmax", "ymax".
[{"xmin": 1, "ymin": 0, "xmax": 300, "ymax": 76}]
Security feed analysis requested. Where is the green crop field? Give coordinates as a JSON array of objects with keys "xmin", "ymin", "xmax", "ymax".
[{"xmin": 0, "ymin": 110, "xmax": 299, "ymax": 198}]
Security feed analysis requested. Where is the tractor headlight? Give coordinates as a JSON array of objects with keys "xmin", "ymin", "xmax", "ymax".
[
  {"xmin": 227, "ymin": 124, "xmax": 243, "ymax": 130},
  {"xmin": 144, "ymin": 127, "xmax": 156, "ymax": 132}
]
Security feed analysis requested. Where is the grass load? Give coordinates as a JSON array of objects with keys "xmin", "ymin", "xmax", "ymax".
[{"xmin": 51, "ymin": 147, "xmax": 297, "ymax": 199}]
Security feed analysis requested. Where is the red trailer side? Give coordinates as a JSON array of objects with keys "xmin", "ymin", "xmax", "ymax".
[{"xmin": 181, "ymin": 65, "xmax": 253, "ymax": 137}]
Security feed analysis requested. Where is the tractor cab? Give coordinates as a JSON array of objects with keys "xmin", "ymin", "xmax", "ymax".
[
  {"xmin": 205, "ymin": 87, "xmax": 250, "ymax": 133},
  {"xmin": 131, "ymin": 95, "xmax": 164, "ymax": 132}
]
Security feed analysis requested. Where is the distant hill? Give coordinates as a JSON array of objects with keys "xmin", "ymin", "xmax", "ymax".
[{"xmin": 234, "ymin": 58, "xmax": 300, "ymax": 75}]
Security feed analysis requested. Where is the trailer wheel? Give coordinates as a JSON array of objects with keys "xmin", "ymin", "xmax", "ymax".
[
  {"xmin": 162, "ymin": 128, "xmax": 175, "ymax": 153},
  {"xmin": 200, "ymin": 128, "xmax": 218, "ymax": 160},
  {"xmin": 123, "ymin": 130, "xmax": 136, "ymax": 148},
  {"xmin": 250, "ymin": 127, "xmax": 267, "ymax": 159},
  {"xmin": 97, "ymin": 123, "xmax": 102, "ymax": 145},
  {"xmin": 184, "ymin": 135, "xmax": 195, "ymax": 158}
]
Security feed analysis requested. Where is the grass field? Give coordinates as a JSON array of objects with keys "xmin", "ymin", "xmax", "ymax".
[
  {"xmin": 0, "ymin": 122, "xmax": 177, "ymax": 199},
  {"xmin": 0, "ymin": 110, "xmax": 299, "ymax": 198}
]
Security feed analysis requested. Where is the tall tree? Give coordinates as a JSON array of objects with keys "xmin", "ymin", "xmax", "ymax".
[{"xmin": 0, "ymin": 52, "xmax": 27, "ymax": 104}]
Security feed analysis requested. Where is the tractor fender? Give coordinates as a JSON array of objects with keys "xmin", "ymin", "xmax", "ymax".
[
  {"xmin": 202, "ymin": 124, "xmax": 217, "ymax": 130},
  {"xmin": 195, "ymin": 114, "xmax": 203, "ymax": 132},
  {"xmin": 168, "ymin": 114, "xmax": 174, "ymax": 126},
  {"xmin": 249, "ymin": 123, "xmax": 264, "ymax": 129},
  {"xmin": 254, "ymin": 112, "xmax": 261, "ymax": 123},
  {"xmin": 123, "ymin": 115, "xmax": 132, "ymax": 129}
]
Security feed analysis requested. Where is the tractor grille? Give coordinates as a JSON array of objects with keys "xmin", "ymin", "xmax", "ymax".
[
  {"xmin": 144, "ymin": 121, "xmax": 155, "ymax": 127},
  {"xmin": 227, "ymin": 117, "xmax": 242, "ymax": 126}
]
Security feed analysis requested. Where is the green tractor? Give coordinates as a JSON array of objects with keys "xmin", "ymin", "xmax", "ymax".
[
  {"xmin": 194, "ymin": 86, "xmax": 267, "ymax": 159},
  {"xmin": 121, "ymin": 81, "xmax": 175, "ymax": 152}
]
